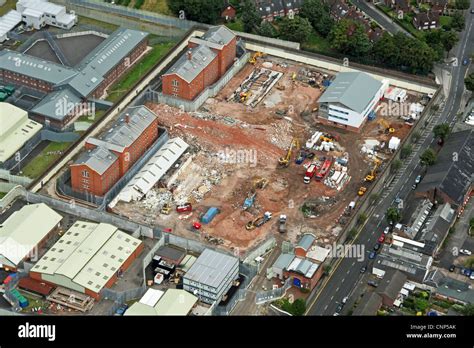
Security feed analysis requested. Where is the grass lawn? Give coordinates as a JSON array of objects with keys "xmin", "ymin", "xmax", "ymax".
[
  {"xmin": 106, "ymin": 40, "xmax": 176, "ymax": 103},
  {"xmin": 0, "ymin": 0, "xmax": 16, "ymax": 16},
  {"xmin": 440, "ymin": 15, "xmax": 453, "ymax": 28},
  {"xmin": 21, "ymin": 142, "xmax": 72, "ymax": 179},
  {"xmin": 77, "ymin": 16, "xmax": 120, "ymax": 32},
  {"xmin": 76, "ymin": 109, "xmax": 107, "ymax": 124},
  {"xmin": 302, "ymin": 31, "xmax": 333, "ymax": 55},
  {"xmin": 140, "ymin": 0, "xmax": 172, "ymax": 15},
  {"xmin": 226, "ymin": 19, "xmax": 245, "ymax": 32},
  {"xmin": 0, "ymin": 192, "xmax": 6, "ymax": 199}
]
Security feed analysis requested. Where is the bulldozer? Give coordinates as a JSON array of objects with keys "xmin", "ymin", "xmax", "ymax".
[
  {"xmin": 278, "ymin": 138, "xmax": 300, "ymax": 168},
  {"xmin": 358, "ymin": 187, "xmax": 367, "ymax": 196},
  {"xmin": 377, "ymin": 118, "xmax": 395, "ymax": 134},
  {"xmin": 364, "ymin": 158, "xmax": 382, "ymax": 182}
]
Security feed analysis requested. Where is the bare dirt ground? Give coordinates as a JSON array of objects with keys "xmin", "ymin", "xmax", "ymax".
[{"xmin": 112, "ymin": 57, "xmax": 419, "ymax": 253}]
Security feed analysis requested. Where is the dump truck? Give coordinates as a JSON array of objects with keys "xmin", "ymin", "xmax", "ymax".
[
  {"xmin": 315, "ymin": 157, "xmax": 332, "ymax": 181},
  {"xmin": 304, "ymin": 163, "xmax": 318, "ymax": 184},
  {"xmin": 246, "ymin": 211, "xmax": 272, "ymax": 230}
]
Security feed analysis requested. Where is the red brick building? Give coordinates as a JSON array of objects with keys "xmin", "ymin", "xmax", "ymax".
[
  {"xmin": 162, "ymin": 26, "xmax": 237, "ymax": 101},
  {"xmin": 70, "ymin": 106, "xmax": 159, "ymax": 196},
  {"xmin": 221, "ymin": 2, "xmax": 237, "ymax": 20}
]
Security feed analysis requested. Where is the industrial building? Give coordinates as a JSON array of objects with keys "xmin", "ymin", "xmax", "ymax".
[
  {"xmin": 0, "ymin": 203, "xmax": 62, "ymax": 271},
  {"xmin": 271, "ymin": 253, "xmax": 322, "ymax": 290},
  {"xmin": 183, "ymin": 249, "xmax": 239, "ymax": 304},
  {"xmin": 16, "ymin": 0, "xmax": 77, "ymax": 30},
  {"xmin": 318, "ymin": 71, "xmax": 388, "ymax": 132},
  {"xmin": 162, "ymin": 26, "xmax": 236, "ymax": 101},
  {"xmin": 0, "ymin": 28, "xmax": 148, "ymax": 129},
  {"xmin": 125, "ymin": 288, "xmax": 198, "ymax": 316},
  {"xmin": 70, "ymin": 105, "xmax": 159, "ymax": 196},
  {"xmin": 30, "ymin": 221, "xmax": 143, "ymax": 300},
  {"xmin": 415, "ymin": 129, "xmax": 473, "ymax": 214},
  {"xmin": 0, "ymin": 102, "xmax": 42, "ymax": 165}
]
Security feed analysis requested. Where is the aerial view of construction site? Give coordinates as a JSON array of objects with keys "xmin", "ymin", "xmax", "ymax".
[{"xmin": 0, "ymin": 0, "xmax": 473, "ymax": 345}]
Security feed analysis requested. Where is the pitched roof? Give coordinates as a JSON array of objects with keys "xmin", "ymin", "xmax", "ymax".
[
  {"xmin": 30, "ymin": 88, "xmax": 83, "ymax": 120},
  {"xmin": 377, "ymin": 269, "xmax": 407, "ymax": 300},
  {"xmin": 201, "ymin": 25, "xmax": 235, "ymax": 46},
  {"xmin": 416, "ymin": 130, "xmax": 473, "ymax": 206},
  {"xmin": 273, "ymin": 253, "xmax": 295, "ymax": 270},
  {"xmin": 296, "ymin": 233, "xmax": 316, "ymax": 251},
  {"xmin": 435, "ymin": 277, "xmax": 474, "ymax": 304},
  {"xmin": 0, "ymin": 203, "xmax": 62, "ymax": 267},
  {"xmin": 163, "ymin": 44, "xmax": 217, "ymax": 83},
  {"xmin": 353, "ymin": 292, "xmax": 382, "ymax": 315},
  {"xmin": 319, "ymin": 72, "xmax": 383, "ymax": 113},
  {"xmin": 73, "ymin": 146, "xmax": 118, "ymax": 175}
]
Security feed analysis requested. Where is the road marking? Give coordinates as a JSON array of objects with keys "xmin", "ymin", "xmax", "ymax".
[{"xmin": 336, "ymin": 287, "xmax": 340, "ymax": 292}]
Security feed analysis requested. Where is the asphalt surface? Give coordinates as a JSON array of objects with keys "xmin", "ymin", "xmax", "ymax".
[
  {"xmin": 351, "ymin": 0, "xmax": 410, "ymax": 36},
  {"xmin": 307, "ymin": 5, "xmax": 474, "ymax": 316}
]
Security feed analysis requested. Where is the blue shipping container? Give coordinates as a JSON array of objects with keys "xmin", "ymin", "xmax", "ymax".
[
  {"xmin": 19, "ymin": 298, "xmax": 29, "ymax": 308},
  {"xmin": 201, "ymin": 207, "xmax": 219, "ymax": 224}
]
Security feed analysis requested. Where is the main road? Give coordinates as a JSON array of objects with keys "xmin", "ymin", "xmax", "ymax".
[{"xmin": 306, "ymin": 4, "xmax": 474, "ymax": 315}]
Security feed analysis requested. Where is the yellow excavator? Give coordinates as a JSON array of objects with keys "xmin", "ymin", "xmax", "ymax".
[
  {"xmin": 253, "ymin": 177, "xmax": 269, "ymax": 190},
  {"xmin": 378, "ymin": 118, "xmax": 395, "ymax": 134},
  {"xmin": 358, "ymin": 187, "xmax": 367, "ymax": 196},
  {"xmin": 240, "ymin": 91, "xmax": 252, "ymax": 102},
  {"xmin": 278, "ymin": 138, "xmax": 299, "ymax": 167},
  {"xmin": 365, "ymin": 158, "xmax": 382, "ymax": 182},
  {"xmin": 249, "ymin": 51, "xmax": 264, "ymax": 64}
]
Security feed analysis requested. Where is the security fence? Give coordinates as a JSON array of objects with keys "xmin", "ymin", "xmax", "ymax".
[
  {"xmin": 242, "ymin": 237, "xmax": 277, "ymax": 265},
  {"xmin": 0, "ymin": 131, "xmax": 42, "ymax": 171},
  {"xmin": 56, "ymin": 128, "xmax": 169, "ymax": 209},
  {"xmin": 0, "ymin": 169, "xmax": 33, "ymax": 186},
  {"xmin": 255, "ymin": 277, "xmax": 292, "ymax": 305},
  {"xmin": 146, "ymin": 50, "xmax": 250, "ymax": 112}
]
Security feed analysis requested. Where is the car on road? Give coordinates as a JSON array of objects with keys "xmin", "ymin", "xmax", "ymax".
[
  {"xmin": 335, "ymin": 303, "xmax": 343, "ymax": 313},
  {"xmin": 463, "ymin": 58, "xmax": 470, "ymax": 66},
  {"xmin": 412, "ymin": 184, "xmax": 417, "ymax": 190},
  {"xmin": 461, "ymin": 269, "xmax": 472, "ymax": 277},
  {"xmin": 471, "ymin": 273, "xmax": 474, "ymax": 280},
  {"xmin": 368, "ymin": 280, "xmax": 378, "ymax": 287},
  {"xmin": 449, "ymin": 264, "xmax": 456, "ymax": 272},
  {"xmin": 383, "ymin": 226, "xmax": 390, "ymax": 235},
  {"xmin": 373, "ymin": 243, "xmax": 381, "ymax": 252},
  {"xmin": 360, "ymin": 265, "xmax": 367, "ymax": 273},
  {"xmin": 460, "ymin": 249, "xmax": 472, "ymax": 256},
  {"xmin": 378, "ymin": 235, "xmax": 385, "ymax": 243},
  {"xmin": 114, "ymin": 304, "xmax": 128, "ymax": 316},
  {"xmin": 415, "ymin": 175, "xmax": 422, "ymax": 184},
  {"xmin": 342, "ymin": 296, "xmax": 348, "ymax": 304},
  {"xmin": 369, "ymin": 251, "xmax": 377, "ymax": 259}
]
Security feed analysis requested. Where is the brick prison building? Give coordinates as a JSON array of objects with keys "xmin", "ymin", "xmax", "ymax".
[
  {"xmin": 162, "ymin": 26, "xmax": 237, "ymax": 101},
  {"xmin": 70, "ymin": 106, "xmax": 158, "ymax": 197}
]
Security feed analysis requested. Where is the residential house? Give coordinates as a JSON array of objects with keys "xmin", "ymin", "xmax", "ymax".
[{"xmin": 413, "ymin": 11, "xmax": 440, "ymax": 30}]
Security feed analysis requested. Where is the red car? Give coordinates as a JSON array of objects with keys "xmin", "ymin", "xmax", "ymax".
[
  {"xmin": 176, "ymin": 203, "xmax": 192, "ymax": 213},
  {"xmin": 378, "ymin": 234, "xmax": 385, "ymax": 243}
]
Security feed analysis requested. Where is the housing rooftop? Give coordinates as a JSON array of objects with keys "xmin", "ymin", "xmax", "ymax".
[{"xmin": 319, "ymin": 71, "xmax": 383, "ymax": 113}]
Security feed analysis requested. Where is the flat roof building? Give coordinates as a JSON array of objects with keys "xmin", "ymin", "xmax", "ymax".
[
  {"xmin": 125, "ymin": 289, "xmax": 197, "ymax": 316},
  {"xmin": 30, "ymin": 221, "xmax": 143, "ymax": 300},
  {"xmin": 183, "ymin": 249, "xmax": 239, "ymax": 304},
  {"xmin": 0, "ymin": 203, "xmax": 62, "ymax": 270},
  {"xmin": 318, "ymin": 72, "xmax": 388, "ymax": 132},
  {"xmin": 0, "ymin": 102, "xmax": 42, "ymax": 164}
]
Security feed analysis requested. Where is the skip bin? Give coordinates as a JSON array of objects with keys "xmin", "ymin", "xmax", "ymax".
[{"xmin": 201, "ymin": 207, "xmax": 219, "ymax": 224}]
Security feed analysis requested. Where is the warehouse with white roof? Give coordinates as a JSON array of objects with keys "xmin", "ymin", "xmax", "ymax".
[
  {"xmin": 16, "ymin": 0, "xmax": 77, "ymax": 30},
  {"xmin": 0, "ymin": 203, "xmax": 62, "ymax": 270},
  {"xmin": 0, "ymin": 10, "xmax": 22, "ymax": 43},
  {"xmin": 183, "ymin": 249, "xmax": 239, "ymax": 304},
  {"xmin": 30, "ymin": 221, "xmax": 143, "ymax": 300},
  {"xmin": 0, "ymin": 102, "xmax": 42, "ymax": 165}
]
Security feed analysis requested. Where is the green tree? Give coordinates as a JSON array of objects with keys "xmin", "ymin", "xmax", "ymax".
[
  {"xmin": 401, "ymin": 144, "xmax": 413, "ymax": 159},
  {"xmin": 433, "ymin": 123, "xmax": 450, "ymax": 142},
  {"xmin": 470, "ymin": 217, "xmax": 474, "ymax": 230},
  {"xmin": 167, "ymin": 0, "xmax": 222, "ymax": 24},
  {"xmin": 241, "ymin": 0, "xmax": 261, "ymax": 33},
  {"xmin": 348, "ymin": 228, "xmax": 358, "ymax": 240},
  {"xmin": 372, "ymin": 32, "xmax": 399, "ymax": 67},
  {"xmin": 465, "ymin": 73, "xmax": 474, "ymax": 92},
  {"xmin": 257, "ymin": 21, "xmax": 278, "ymax": 38},
  {"xmin": 459, "ymin": 304, "xmax": 474, "ymax": 316},
  {"xmin": 291, "ymin": 299, "xmax": 307, "ymax": 316},
  {"xmin": 370, "ymin": 193, "xmax": 380, "ymax": 203},
  {"xmin": 414, "ymin": 298, "xmax": 429, "ymax": 312},
  {"xmin": 440, "ymin": 30, "xmax": 459, "ymax": 56},
  {"xmin": 278, "ymin": 16, "xmax": 313, "ymax": 43},
  {"xmin": 386, "ymin": 207, "xmax": 401, "ymax": 224},
  {"xmin": 391, "ymin": 159, "xmax": 402, "ymax": 172},
  {"xmin": 300, "ymin": 0, "xmax": 334, "ymax": 35},
  {"xmin": 454, "ymin": 0, "xmax": 470, "ymax": 9},
  {"xmin": 451, "ymin": 12, "xmax": 465, "ymax": 31},
  {"xmin": 329, "ymin": 19, "xmax": 372, "ymax": 57},
  {"xmin": 420, "ymin": 148, "xmax": 437, "ymax": 166},
  {"xmin": 411, "ymin": 131, "xmax": 421, "ymax": 144}
]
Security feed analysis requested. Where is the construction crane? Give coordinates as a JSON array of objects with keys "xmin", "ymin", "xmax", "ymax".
[
  {"xmin": 365, "ymin": 158, "xmax": 382, "ymax": 182},
  {"xmin": 278, "ymin": 138, "xmax": 300, "ymax": 168},
  {"xmin": 377, "ymin": 118, "xmax": 395, "ymax": 134}
]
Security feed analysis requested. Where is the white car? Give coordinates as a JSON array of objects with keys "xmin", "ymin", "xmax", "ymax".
[
  {"xmin": 415, "ymin": 175, "xmax": 422, "ymax": 184},
  {"xmin": 383, "ymin": 226, "xmax": 390, "ymax": 235},
  {"xmin": 459, "ymin": 249, "xmax": 472, "ymax": 256}
]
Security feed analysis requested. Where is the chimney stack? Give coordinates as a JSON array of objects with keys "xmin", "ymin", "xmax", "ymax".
[{"xmin": 187, "ymin": 50, "xmax": 192, "ymax": 61}]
